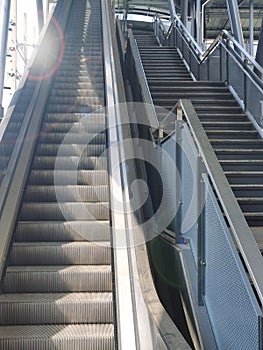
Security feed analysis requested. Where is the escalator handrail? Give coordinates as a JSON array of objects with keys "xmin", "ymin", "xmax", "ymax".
[
  {"xmin": 0, "ymin": 0, "xmax": 73, "ymax": 282},
  {"xmin": 102, "ymin": 1, "xmax": 191, "ymax": 348},
  {"xmin": 101, "ymin": 1, "xmax": 139, "ymax": 349},
  {"xmin": 160, "ymin": 99, "xmax": 263, "ymax": 307}
]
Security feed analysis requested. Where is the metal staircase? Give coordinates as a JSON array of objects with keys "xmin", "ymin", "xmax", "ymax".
[
  {"xmin": 0, "ymin": 1, "xmax": 114, "ymax": 348},
  {"xmin": 134, "ymin": 31, "xmax": 263, "ymax": 254}
]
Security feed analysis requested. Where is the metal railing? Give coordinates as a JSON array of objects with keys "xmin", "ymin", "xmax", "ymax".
[
  {"xmin": 154, "ymin": 13, "xmax": 263, "ymax": 127},
  {"xmin": 126, "ymin": 28, "xmax": 159, "ymax": 136},
  {"xmin": 160, "ymin": 99, "xmax": 263, "ymax": 348}
]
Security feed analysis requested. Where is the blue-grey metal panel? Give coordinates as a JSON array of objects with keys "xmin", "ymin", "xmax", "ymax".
[{"xmin": 204, "ymin": 180, "xmax": 262, "ymax": 350}]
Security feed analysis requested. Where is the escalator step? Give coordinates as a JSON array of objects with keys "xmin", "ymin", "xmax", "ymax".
[
  {"xmin": 9, "ymin": 242, "xmax": 111, "ymax": 266},
  {"xmin": 32, "ymin": 156, "xmax": 107, "ymax": 170},
  {"xmin": 0, "ymin": 292, "xmax": 113, "ymax": 325},
  {"xmin": 3, "ymin": 265, "xmax": 112, "ymax": 293},
  {"xmin": 38, "ymin": 133, "xmax": 106, "ymax": 145},
  {"xmin": 24, "ymin": 185, "xmax": 108, "ymax": 202},
  {"xmin": 35, "ymin": 144, "xmax": 106, "ymax": 157},
  {"xmin": 45, "ymin": 113, "xmax": 105, "ymax": 123},
  {"xmin": 28, "ymin": 170, "xmax": 108, "ymax": 185},
  {"xmin": 15, "ymin": 220, "xmax": 110, "ymax": 242},
  {"xmin": 19, "ymin": 202, "xmax": 109, "ymax": 221},
  {"xmin": 0, "ymin": 324, "xmax": 114, "ymax": 350}
]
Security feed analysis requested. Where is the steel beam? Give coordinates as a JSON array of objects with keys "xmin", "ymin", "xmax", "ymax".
[
  {"xmin": 226, "ymin": 0, "xmax": 244, "ymax": 48},
  {"xmin": 36, "ymin": 0, "xmax": 44, "ymax": 34},
  {"xmin": 0, "ymin": 0, "xmax": 11, "ymax": 119}
]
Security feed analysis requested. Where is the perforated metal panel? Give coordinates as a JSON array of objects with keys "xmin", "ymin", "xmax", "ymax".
[
  {"xmin": 204, "ymin": 183, "xmax": 262, "ymax": 350},
  {"xmin": 181, "ymin": 127, "xmax": 198, "ymax": 265}
]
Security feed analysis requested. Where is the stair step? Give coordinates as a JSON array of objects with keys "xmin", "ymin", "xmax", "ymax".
[
  {"xmin": 0, "ymin": 324, "xmax": 114, "ymax": 350},
  {"xmin": 206, "ymin": 130, "xmax": 258, "ymax": 139},
  {"xmin": 215, "ymin": 149, "xmax": 263, "ymax": 160},
  {"xmin": 225, "ymin": 171, "xmax": 263, "ymax": 184},
  {"xmin": 202, "ymin": 121, "xmax": 253, "ymax": 130},
  {"xmin": 3, "ymin": 265, "xmax": 112, "ymax": 293},
  {"xmin": 237, "ymin": 198, "xmax": 263, "ymax": 212},
  {"xmin": 9, "ymin": 242, "xmax": 111, "ymax": 266},
  {"xmin": 211, "ymin": 140, "xmax": 263, "ymax": 149},
  {"xmin": 232, "ymin": 185, "xmax": 263, "ymax": 198},
  {"xmin": 220, "ymin": 160, "xmax": 263, "ymax": 171}
]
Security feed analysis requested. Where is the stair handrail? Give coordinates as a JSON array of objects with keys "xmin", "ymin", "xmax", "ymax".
[
  {"xmin": 127, "ymin": 28, "xmax": 159, "ymax": 133},
  {"xmin": 159, "ymin": 99, "xmax": 263, "ymax": 307},
  {"xmin": 154, "ymin": 12, "xmax": 263, "ymax": 79}
]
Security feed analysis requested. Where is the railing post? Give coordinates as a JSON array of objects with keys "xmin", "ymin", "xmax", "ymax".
[
  {"xmin": 175, "ymin": 117, "xmax": 183, "ymax": 236},
  {"xmin": 226, "ymin": 39, "xmax": 230, "ymax": 84},
  {"xmin": 219, "ymin": 44, "xmax": 223, "ymax": 81},
  {"xmin": 197, "ymin": 164, "xmax": 207, "ymax": 306},
  {"xmin": 244, "ymin": 57, "xmax": 248, "ymax": 111}
]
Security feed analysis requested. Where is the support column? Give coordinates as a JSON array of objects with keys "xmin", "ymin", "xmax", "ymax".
[
  {"xmin": 36, "ymin": 0, "xmax": 44, "ymax": 34},
  {"xmin": 226, "ymin": 0, "xmax": 244, "ymax": 48},
  {"xmin": 249, "ymin": 0, "xmax": 254, "ymax": 56},
  {"xmin": 255, "ymin": 19, "xmax": 263, "ymax": 80},
  {"xmin": 0, "ymin": 0, "xmax": 11, "ymax": 119},
  {"xmin": 44, "ymin": 0, "xmax": 49, "ymax": 22},
  {"xmin": 189, "ymin": 0, "xmax": 195, "ymax": 36},
  {"xmin": 181, "ymin": 0, "xmax": 188, "ymax": 26},
  {"xmin": 196, "ymin": 0, "xmax": 201, "ymax": 46}
]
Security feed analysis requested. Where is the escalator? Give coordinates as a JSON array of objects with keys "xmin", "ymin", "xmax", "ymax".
[
  {"xmin": 0, "ymin": 1, "xmax": 114, "ymax": 348},
  {"xmin": 134, "ymin": 31, "xmax": 263, "ymax": 255}
]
